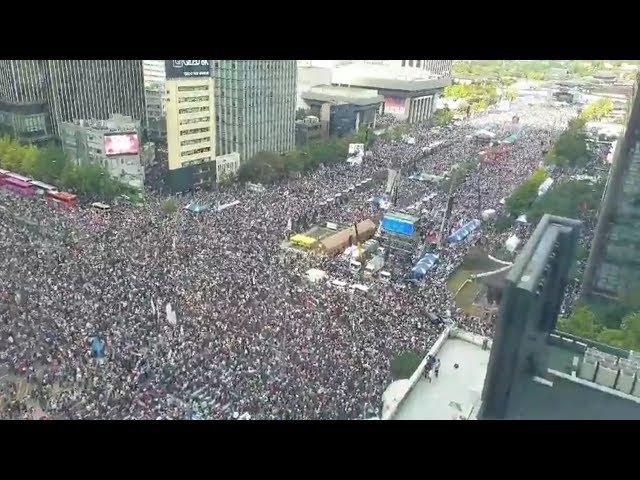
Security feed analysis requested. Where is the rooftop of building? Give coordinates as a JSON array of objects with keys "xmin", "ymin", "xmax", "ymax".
[
  {"xmin": 390, "ymin": 327, "xmax": 640, "ymax": 420},
  {"xmin": 504, "ymin": 335, "xmax": 640, "ymax": 419},
  {"xmin": 60, "ymin": 114, "xmax": 140, "ymax": 132},
  {"xmin": 331, "ymin": 63, "xmax": 451, "ymax": 92},
  {"xmin": 302, "ymin": 85, "xmax": 383, "ymax": 106},
  {"xmin": 392, "ymin": 331, "xmax": 490, "ymax": 420}
]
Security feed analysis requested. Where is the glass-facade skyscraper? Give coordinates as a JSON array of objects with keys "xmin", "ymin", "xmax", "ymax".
[
  {"xmin": 213, "ymin": 60, "xmax": 296, "ymax": 161},
  {"xmin": 0, "ymin": 60, "xmax": 145, "ymax": 142}
]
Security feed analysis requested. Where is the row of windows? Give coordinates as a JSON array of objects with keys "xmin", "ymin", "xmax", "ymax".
[
  {"xmin": 179, "ymin": 116, "xmax": 210, "ymax": 126},
  {"xmin": 177, "ymin": 85, "xmax": 209, "ymax": 92},
  {"xmin": 178, "ymin": 95, "xmax": 210, "ymax": 103},
  {"xmin": 180, "ymin": 136, "xmax": 211, "ymax": 146},
  {"xmin": 180, "ymin": 126, "xmax": 210, "ymax": 136},
  {"xmin": 181, "ymin": 158, "xmax": 211, "ymax": 168},
  {"xmin": 179, "ymin": 106, "xmax": 210, "ymax": 114},
  {"xmin": 182, "ymin": 146, "xmax": 211, "ymax": 156}
]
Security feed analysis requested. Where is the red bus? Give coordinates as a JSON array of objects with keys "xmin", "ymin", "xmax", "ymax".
[
  {"xmin": 45, "ymin": 190, "xmax": 78, "ymax": 209},
  {"xmin": 2, "ymin": 177, "xmax": 36, "ymax": 196},
  {"xmin": 0, "ymin": 169, "xmax": 11, "ymax": 186}
]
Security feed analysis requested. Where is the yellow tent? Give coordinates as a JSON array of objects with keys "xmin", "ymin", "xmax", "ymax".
[{"xmin": 290, "ymin": 234, "xmax": 317, "ymax": 249}]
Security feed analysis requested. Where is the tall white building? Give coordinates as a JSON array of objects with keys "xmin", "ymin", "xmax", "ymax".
[
  {"xmin": 142, "ymin": 60, "xmax": 166, "ymax": 86},
  {"xmin": 213, "ymin": 60, "xmax": 297, "ymax": 161},
  {"xmin": 142, "ymin": 60, "xmax": 167, "ymax": 141},
  {"xmin": 165, "ymin": 76, "xmax": 216, "ymax": 171},
  {"xmin": 163, "ymin": 60, "xmax": 217, "ymax": 192}
]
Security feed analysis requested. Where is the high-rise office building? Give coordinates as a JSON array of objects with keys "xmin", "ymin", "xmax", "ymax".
[
  {"xmin": 213, "ymin": 60, "xmax": 296, "ymax": 161},
  {"xmin": 0, "ymin": 60, "xmax": 53, "ymax": 142},
  {"xmin": 143, "ymin": 60, "xmax": 167, "ymax": 141},
  {"xmin": 582, "ymin": 76, "xmax": 640, "ymax": 300},
  {"xmin": 164, "ymin": 60, "xmax": 216, "ymax": 192},
  {"xmin": 0, "ymin": 60, "xmax": 145, "ymax": 142},
  {"xmin": 143, "ymin": 60, "xmax": 166, "ymax": 86}
]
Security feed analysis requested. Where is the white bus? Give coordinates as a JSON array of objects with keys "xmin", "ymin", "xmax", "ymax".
[
  {"xmin": 29, "ymin": 180, "xmax": 58, "ymax": 194},
  {"xmin": 91, "ymin": 202, "xmax": 112, "ymax": 212}
]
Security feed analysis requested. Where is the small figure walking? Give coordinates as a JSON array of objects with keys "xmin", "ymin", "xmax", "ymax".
[
  {"xmin": 434, "ymin": 358, "xmax": 440, "ymax": 378},
  {"xmin": 424, "ymin": 355, "xmax": 434, "ymax": 382}
]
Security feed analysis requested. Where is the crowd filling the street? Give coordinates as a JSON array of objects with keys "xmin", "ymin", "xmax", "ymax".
[{"xmin": 0, "ymin": 98, "xmax": 604, "ymax": 420}]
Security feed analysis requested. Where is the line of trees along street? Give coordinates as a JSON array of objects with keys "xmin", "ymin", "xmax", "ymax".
[
  {"xmin": 237, "ymin": 127, "xmax": 377, "ymax": 184},
  {"xmin": 0, "ymin": 136, "xmax": 137, "ymax": 202}
]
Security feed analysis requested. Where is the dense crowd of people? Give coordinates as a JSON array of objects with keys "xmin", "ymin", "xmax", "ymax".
[{"xmin": 0, "ymin": 98, "xmax": 597, "ymax": 420}]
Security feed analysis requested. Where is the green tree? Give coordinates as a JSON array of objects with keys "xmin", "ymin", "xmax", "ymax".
[
  {"xmin": 350, "ymin": 126, "xmax": 376, "ymax": 149},
  {"xmin": 505, "ymin": 169, "xmax": 548, "ymax": 216},
  {"xmin": 444, "ymin": 82, "xmax": 499, "ymax": 113},
  {"xmin": 579, "ymin": 99, "xmax": 613, "ymax": 122},
  {"xmin": 163, "ymin": 198, "xmax": 179, "ymax": 216},
  {"xmin": 595, "ymin": 312, "xmax": 640, "ymax": 350},
  {"xmin": 0, "ymin": 137, "xmax": 27, "ymax": 172},
  {"xmin": 28, "ymin": 144, "xmax": 68, "ymax": 184},
  {"xmin": 505, "ymin": 89, "xmax": 518, "ymax": 101},
  {"xmin": 557, "ymin": 306, "xmax": 603, "ymax": 338},
  {"xmin": 493, "ymin": 215, "xmax": 514, "ymax": 234},
  {"xmin": 527, "ymin": 178, "xmax": 605, "ymax": 225},
  {"xmin": 295, "ymin": 108, "xmax": 310, "ymax": 121},
  {"xmin": 620, "ymin": 286, "xmax": 640, "ymax": 311},
  {"xmin": 307, "ymin": 137, "xmax": 348, "ymax": 165},
  {"xmin": 621, "ymin": 312, "xmax": 640, "ymax": 341},
  {"xmin": 597, "ymin": 328, "xmax": 630, "ymax": 349},
  {"xmin": 433, "ymin": 108, "xmax": 454, "ymax": 127},
  {"xmin": 545, "ymin": 119, "xmax": 589, "ymax": 168},
  {"xmin": 237, "ymin": 151, "xmax": 282, "ymax": 184},
  {"xmin": 20, "ymin": 146, "xmax": 39, "ymax": 176},
  {"xmin": 391, "ymin": 350, "xmax": 423, "ymax": 380}
]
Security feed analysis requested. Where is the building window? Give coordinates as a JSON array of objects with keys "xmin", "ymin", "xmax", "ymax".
[{"xmin": 179, "ymin": 106, "xmax": 210, "ymax": 114}]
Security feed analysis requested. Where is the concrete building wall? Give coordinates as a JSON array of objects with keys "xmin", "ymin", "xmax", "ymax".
[
  {"xmin": 296, "ymin": 66, "xmax": 332, "ymax": 110},
  {"xmin": 59, "ymin": 114, "xmax": 145, "ymax": 189}
]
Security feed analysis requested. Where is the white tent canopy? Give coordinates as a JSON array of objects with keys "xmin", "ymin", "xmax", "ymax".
[
  {"xmin": 505, "ymin": 235, "xmax": 521, "ymax": 253},
  {"xmin": 305, "ymin": 268, "xmax": 328, "ymax": 283},
  {"xmin": 481, "ymin": 209, "xmax": 497, "ymax": 220}
]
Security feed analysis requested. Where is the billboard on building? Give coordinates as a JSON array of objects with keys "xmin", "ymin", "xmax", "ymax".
[
  {"xmin": 384, "ymin": 96, "xmax": 406, "ymax": 117},
  {"xmin": 104, "ymin": 133, "xmax": 140, "ymax": 156},
  {"xmin": 165, "ymin": 60, "xmax": 211, "ymax": 79}
]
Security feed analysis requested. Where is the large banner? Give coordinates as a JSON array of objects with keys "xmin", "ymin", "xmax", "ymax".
[
  {"xmin": 347, "ymin": 143, "xmax": 364, "ymax": 165},
  {"xmin": 165, "ymin": 60, "xmax": 211, "ymax": 79},
  {"xmin": 348, "ymin": 143, "xmax": 365, "ymax": 157},
  {"xmin": 215, "ymin": 152, "xmax": 240, "ymax": 182}
]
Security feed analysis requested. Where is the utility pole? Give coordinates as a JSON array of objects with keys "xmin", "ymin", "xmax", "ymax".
[
  {"xmin": 477, "ymin": 167, "xmax": 482, "ymax": 218},
  {"xmin": 438, "ymin": 175, "xmax": 456, "ymax": 248}
]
